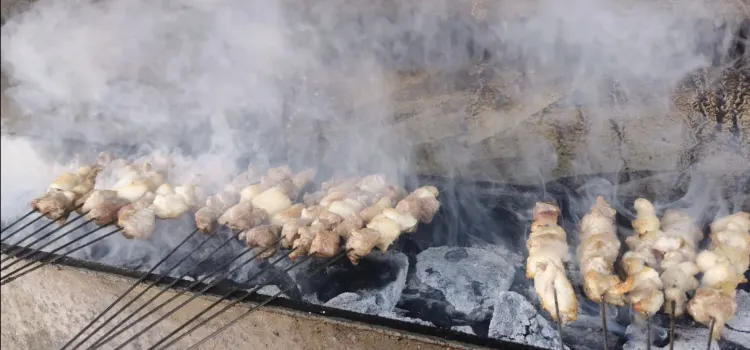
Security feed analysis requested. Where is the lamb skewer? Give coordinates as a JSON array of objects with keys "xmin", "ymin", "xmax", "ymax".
[
  {"xmin": 576, "ymin": 196, "xmax": 633, "ymax": 348},
  {"xmin": 687, "ymin": 211, "xmax": 750, "ymax": 342},
  {"xmin": 526, "ymin": 202, "xmax": 578, "ymax": 325},
  {"xmin": 622, "ymin": 199, "xmax": 665, "ymax": 350},
  {"xmin": 652, "ymin": 209, "xmax": 702, "ymax": 348}
]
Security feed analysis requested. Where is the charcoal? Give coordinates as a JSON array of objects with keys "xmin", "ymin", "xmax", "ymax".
[
  {"xmin": 415, "ymin": 246, "xmax": 515, "ymax": 320},
  {"xmin": 724, "ymin": 290, "xmax": 750, "ymax": 347},
  {"xmin": 315, "ymin": 251, "xmax": 409, "ymax": 314},
  {"xmin": 451, "ymin": 325, "xmax": 476, "ymax": 335},
  {"xmin": 488, "ymin": 291, "xmax": 566, "ymax": 350},
  {"xmin": 623, "ymin": 322, "xmax": 719, "ymax": 350}
]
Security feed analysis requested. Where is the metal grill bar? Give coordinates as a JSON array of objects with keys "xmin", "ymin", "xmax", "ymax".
[
  {"xmin": 61, "ymin": 228, "xmax": 202, "ymax": 350},
  {"xmin": 2, "ymin": 216, "xmax": 93, "ymax": 269},
  {"xmin": 177, "ymin": 251, "xmax": 349, "ymax": 350},
  {"xmin": 87, "ymin": 243, "xmax": 281, "ymax": 349}
]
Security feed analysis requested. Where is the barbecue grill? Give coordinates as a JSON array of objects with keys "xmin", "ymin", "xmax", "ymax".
[{"xmin": 2, "ymin": 160, "xmax": 748, "ymax": 349}]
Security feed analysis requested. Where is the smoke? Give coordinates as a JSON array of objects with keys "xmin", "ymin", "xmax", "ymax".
[{"xmin": 1, "ymin": 0, "xmax": 747, "ymax": 261}]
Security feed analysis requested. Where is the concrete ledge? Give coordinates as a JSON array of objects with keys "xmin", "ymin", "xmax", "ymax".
[{"xmin": 0, "ymin": 255, "xmax": 489, "ymax": 350}]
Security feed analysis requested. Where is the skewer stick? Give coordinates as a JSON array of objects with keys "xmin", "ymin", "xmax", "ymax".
[
  {"xmin": 178, "ymin": 250, "xmax": 349, "ymax": 350},
  {"xmin": 1, "ymin": 216, "xmax": 93, "ymax": 269},
  {"xmin": 60, "ymin": 228, "xmax": 203, "ymax": 350},
  {"xmin": 88, "ymin": 243, "xmax": 281, "ymax": 349},
  {"xmin": 148, "ymin": 252, "xmax": 317, "ymax": 350},
  {"xmin": 0, "ymin": 218, "xmax": 60, "ymax": 259},
  {"xmin": 0, "ymin": 226, "xmax": 120, "ymax": 284},
  {"xmin": 601, "ymin": 302, "xmax": 609, "ymax": 350},
  {"xmin": 553, "ymin": 285, "xmax": 564, "ymax": 350},
  {"xmin": 706, "ymin": 317, "xmax": 715, "ymax": 350},
  {"xmin": 0, "ymin": 212, "xmax": 43, "ymax": 244},
  {"xmin": 646, "ymin": 317, "xmax": 652, "ymax": 350},
  {"xmin": 669, "ymin": 300, "xmax": 676, "ymax": 350},
  {"xmin": 80, "ymin": 231, "xmax": 244, "ymax": 350},
  {"xmin": 0, "ymin": 209, "xmax": 37, "ymax": 236}
]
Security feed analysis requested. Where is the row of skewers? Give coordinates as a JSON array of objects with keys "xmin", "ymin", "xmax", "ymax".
[
  {"xmin": 526, "ymin": 196, "xmax": 749, "ymax": 349},
  {"xmin": 0, "ymin": 151, "xmax": 442, "ymax": 349}
]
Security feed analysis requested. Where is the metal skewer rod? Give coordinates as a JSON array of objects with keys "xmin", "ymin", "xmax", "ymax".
[
  {"xmin": 646, "ymin": 316, "xmax": 652, "ymax": 350},
  {"xmin": 1, "ymin": 216, "xmax": 93, "ymax": 269},
  {"xmin": 79, "ymin": 231, "xmax": 243, "ymax": 350},
  {"xmin": 0, "ymin": 209, "xmax": 37, "ymax": 236},
  {"xmin": 177, "ymin": 251, "xmax": 348, "ymax": 350},
  {"xmin": 601, "ymin": 302, "xmax": 609, "ymax": 350},
  {"xmin": 669, "ymin": 300, "xmax": 676, "ymax": 350},
  {"xmin": 0, "ymin": 212, "xmax": 43, "ymax": 244},
  {"xmin": 1, "ymin": 224, "xmax": 112, "ymax": 282},
  {"xmin": 60, "ymin": 228, "xmax": 203, "ymax": 350},
  {"xmin": 148, "ymin": 252, "xmax": 314, "ymax": 350},
  {"xmin": 706, "ymin": 317, "xmax": 715, "ymax": 350},
  {"xmin": 553, "ymin": 285, "xmax": 564, "ymax": 350},
  {"xmin": 1, "ymin": 204, "xmax": 83, "ymax": 248},
  {"xmin": 0, "ymin": 217, "xmax": 63, "ymax": 258},
  {"xmin": 88, "ymin": 243, "xmax": 281, "ymax": 349},
  {"xmin": 0, "ymin": 226, "xmax": 120, "ymax": 285}
]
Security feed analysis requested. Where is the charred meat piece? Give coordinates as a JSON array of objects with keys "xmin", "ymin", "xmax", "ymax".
[
  {"xmin": 289, "ymin": 226, "xmax": 317, "ymax": 260},
  {"xmin": 281, "ymin": 218, "xmax": 311, "ymax": 249},
  {"xmin": 194, "ymin": 207, "xmax": 219, "ymax": 235},
  {"xmin": 309, "ymin": 228, "xmax": 341, "ymax": 258},
  {"xmin": 345, "ymin": 228, "xmax": 380, "ymax": 264},
  {"xmin": 32, "ymin": 190, "xmax": 77, "ymax": 221},
  {"xmin": 83, "ymin": 190, "xmax": 130, "ymax": 226},
  {"xmin": 243, "ymin": 225, "xmax": 281, "ymax": 259},
  {"xmin": 118, "ymin": 200, "xmax": 156, "ymax": 240},
  {"xmin": 526, "ymin": 202, "xmax": 578, "ymax": 323},
  {"xmin": 218, "ymin": 201, "xmax": 263, "ymax": 231},
  {"xmin": 333, "ymin": 214, "xmax": 364, "ymax": 240}
]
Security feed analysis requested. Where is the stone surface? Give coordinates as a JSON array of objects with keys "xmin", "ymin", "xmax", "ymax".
[
  {"xmin": 415, "ymin": 246, "xmax": 515, "ymax": 320},
  {"xmin": 488, "ymin": 291, "xmax": 565, "ymax": 350}
]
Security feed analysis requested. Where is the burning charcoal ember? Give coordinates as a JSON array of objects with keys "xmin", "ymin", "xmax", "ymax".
[
  {"xmin": 526, "ymin": 202, "xmax": 578, "ymax": 323},
  {"xmin": 577, "ymin": 196, "xmax": 632, "ymax": 306},
  {"xmin": 242, "ymin": 225, "xmax": 281, "ymax": 259},
  {"xmin": 270, "ymin": 203, "xmax": 305, "ymax": 226},
  {"xmin": 622, "ymin": 322, "xmax": 719, "ymax": 350},
  {"xmin": 688, "ymin": 212, "xmax": 750, "ymax": 340},
  {"xmin": 345, "ymin": 228, "xmax": 381, "ymax": 264},
  {"xmin": 416, "ymin": 247, "xmax": 515, "ymax": 320},
  {"xmin": 308, "ymin": 228, "xmax": 340, "ymax": 258},
  {"xmin": 488, "ymin": 291, "xmax": 566, "ymax": 350},
  {"xmin": 251, "ymin": 186, "xmax": 293, "ymax": 216}
]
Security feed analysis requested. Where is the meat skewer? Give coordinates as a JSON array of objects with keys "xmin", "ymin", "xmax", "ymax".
[
  {"xmin": 576, "ymin": 196, "xmax": 632, "ymax": 348},
  {"xmin": 622, "ymin": 199, "xmax": 665, "ymax": 350},
  {"xmin": 652, "ymin": 209, "xmax": 702, "ymax": 348},
  {"xmin": 527, "ymin": 202, "xmax": 578, "ymax": 325},
  {"xmin": 687, "ymin": 211, "xmax": 750, "ymax": 343}
]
